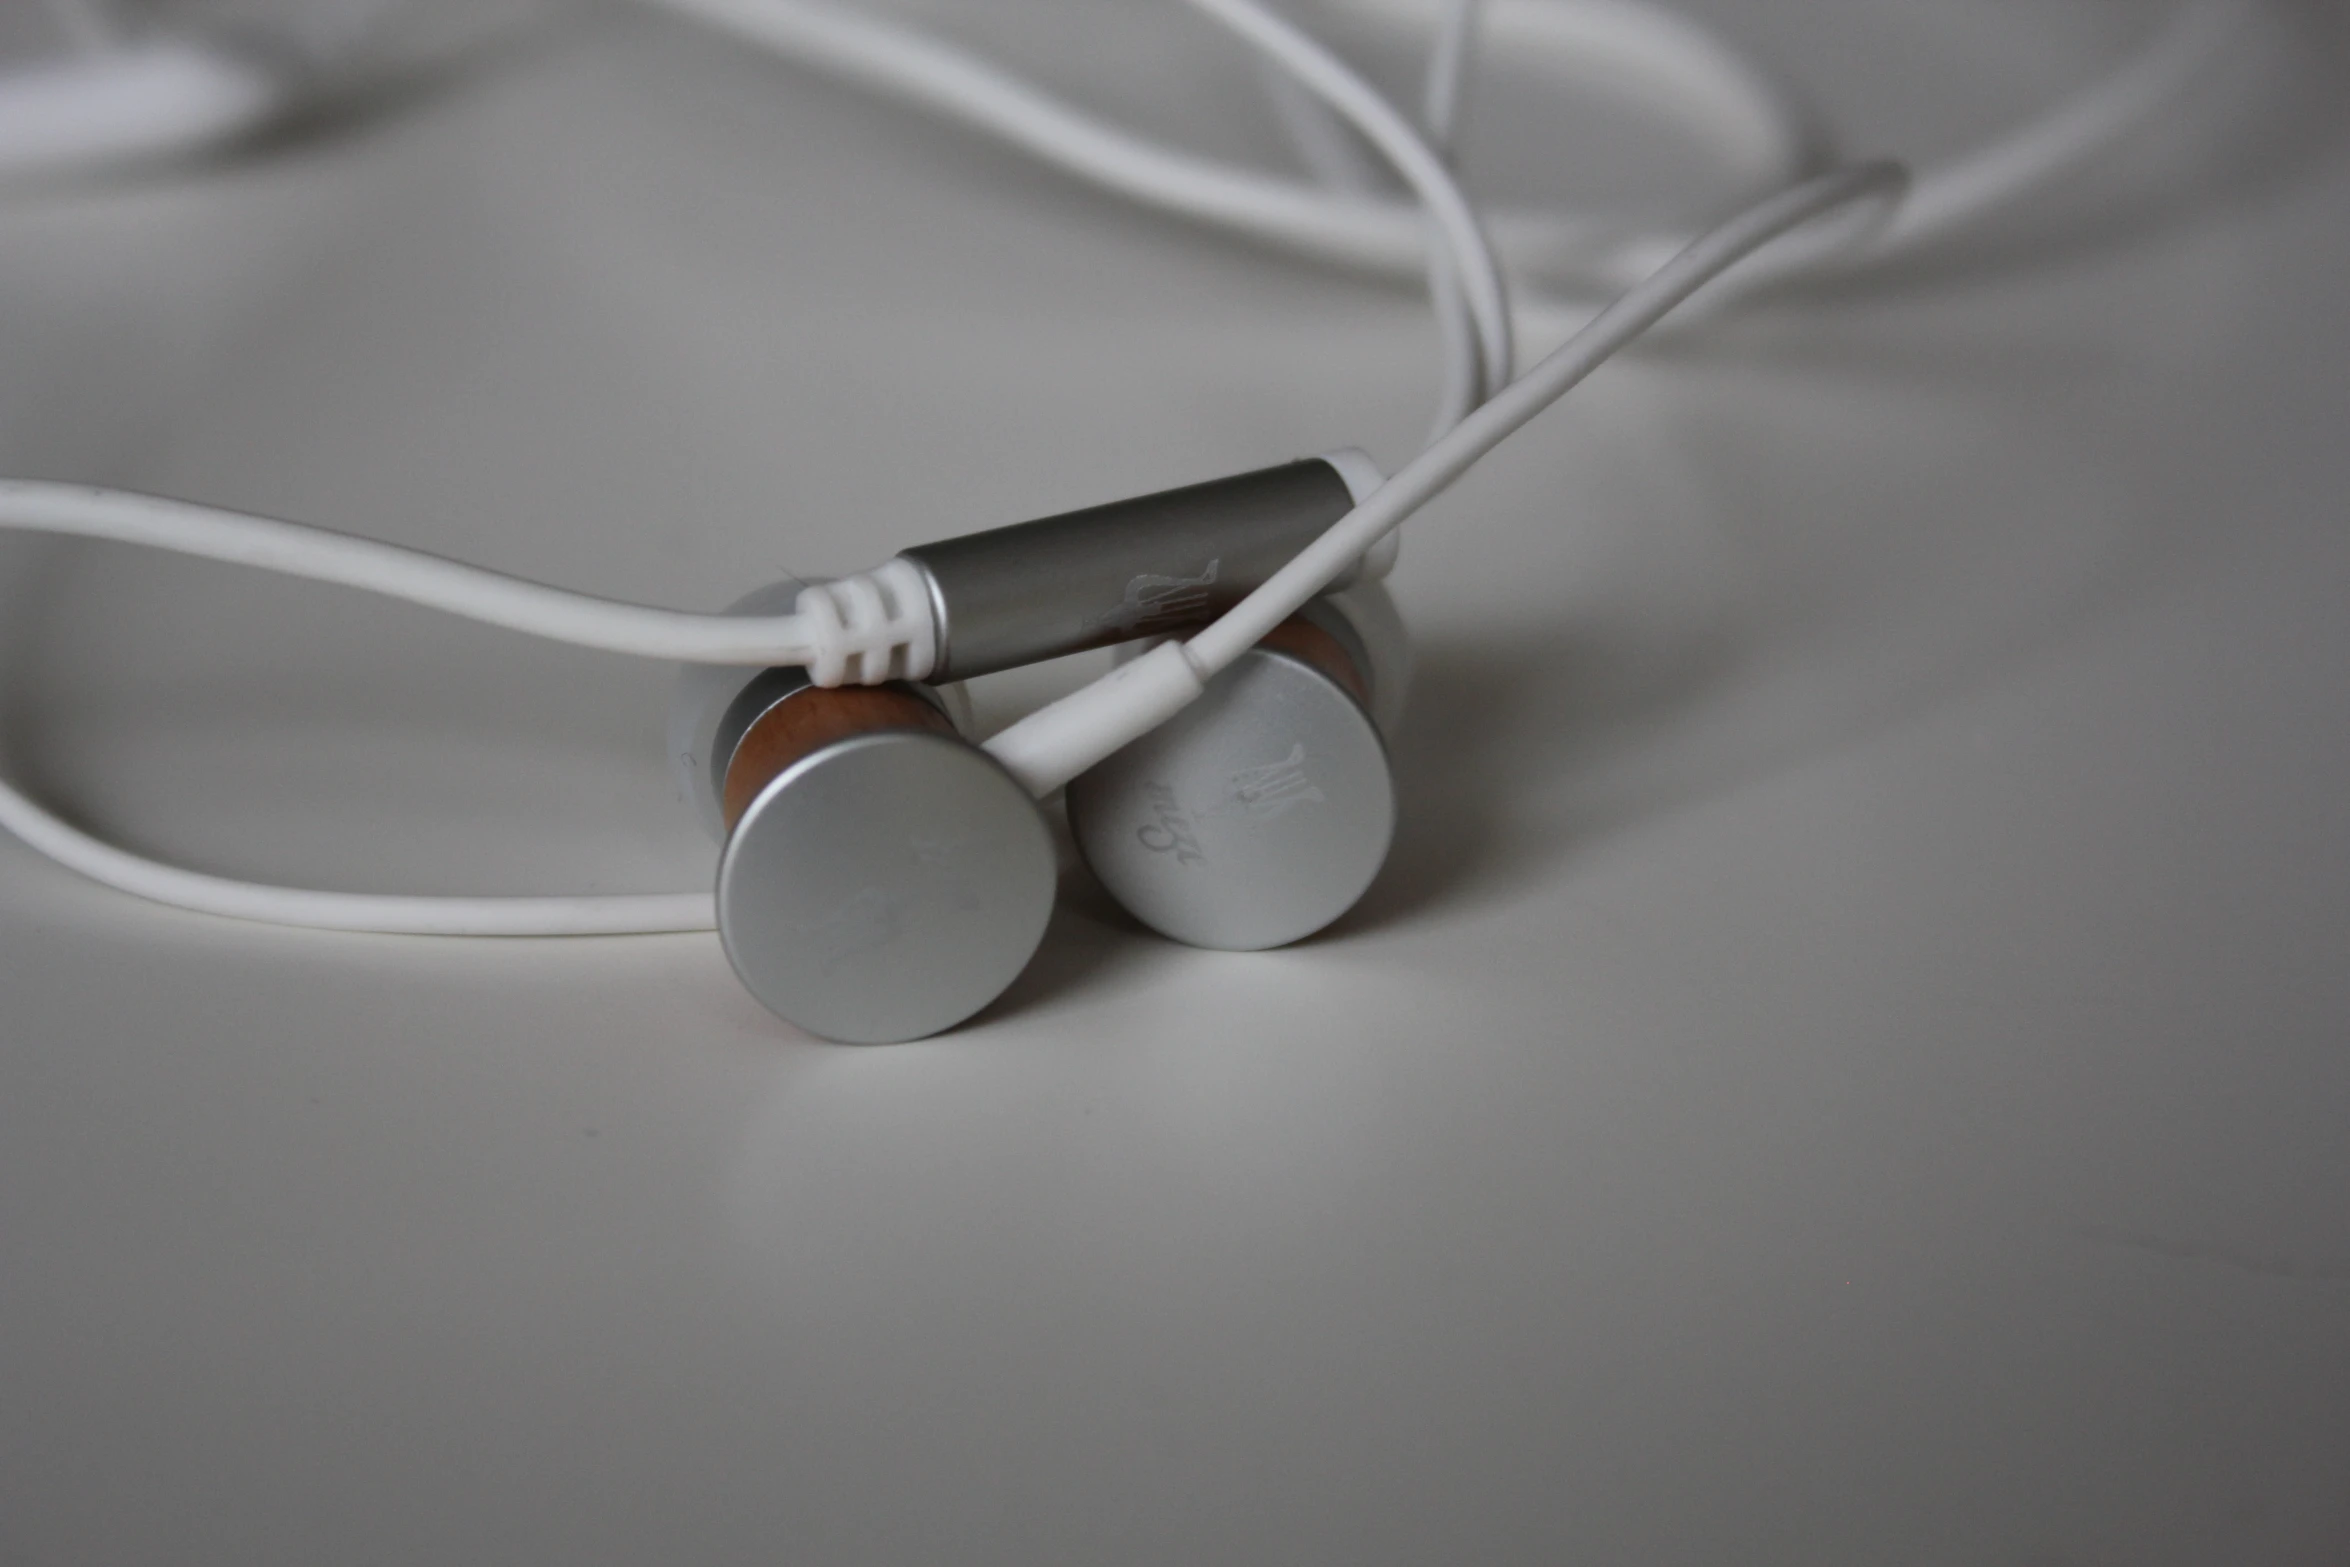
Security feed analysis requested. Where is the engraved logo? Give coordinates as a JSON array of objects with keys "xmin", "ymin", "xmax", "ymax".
[
  {"xmin": 1208, "ymin": 742, "xmax": 1324, "ymax": 822},
  {"xmin": 1134, "ymin": 781, "xmax": 1207, "ymax": 867},
  {"xmin": 1082, "ymin": 559, "xmax": 1220, "ymax": 637}
]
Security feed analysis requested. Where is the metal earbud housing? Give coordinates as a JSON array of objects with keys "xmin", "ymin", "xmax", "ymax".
[
  {"xmin": 1065, "ymin": 582, "xmax": 1409, "ymax": 952},
  {"xmin": 673, "ymin": 586, "xmax": 1052, "ymax": 1044}
]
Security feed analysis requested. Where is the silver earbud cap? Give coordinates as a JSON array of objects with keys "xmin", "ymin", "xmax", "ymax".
[
  {"xmin": 1067, "ymin": 641, "xmax": 1395, "ymax": 952},
  {"xmin": 717, "ymin": 730, "xmax": 1055, "ymax": 1043}
]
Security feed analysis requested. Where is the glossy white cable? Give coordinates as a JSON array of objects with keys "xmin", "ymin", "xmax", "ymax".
[
  {"xmin": 0, "ymin": 0, "xmax": 2246, "ymax": 935},
  {"xmin": 1421, "ymin": 0, "xmax": 1482, "ymax": 155},
  {"xmin": 0, "ymin": 481, "xmax": 822, "ymax": 666},
  {"xmin": 1869, "ymin": 0, "xmax": 2251, "ymax": 259},
  {"xmin": 1246, "ymin": 0, "xmax": 1493, "ymax": 434},
  {"xmin": 1413, "ymin": 0, "xmax": 1486, "ymax": 432},
  {"xmin": 0, "ymin": 482, "xmax": 951, "ymax": 930},
  {"xmin": 1258, "ymin": 3, "xmax": 1486, "ymax": 438},
  {"xmin": 0, "ymin": 775, "xmax": 716, "ymax": 932},
  {"xmin": 0, "ymin": 486, "xmax": 755, "ymax": 932},
  {"xmin": 0, "ymin": 38, "xmax": 288, "ymax": 185},
  {"xmin": 640, "ymin": 0, "xmax": 2241, "ymax": 302},
  {"xmin": 1525, "ymin": 0, "xmax": 2253, "ymax": 299},
  {"xmin": 1183, "ymin": 0, "xmax": 1512, "ymax": 396},
  {"xmin": 0, "ymin": 157, "xmax": 1889, "ymax": 935},
  {"xmin": 1185, "ymin": 163, "xmax": 1904, "ymax": 672},
  {"xmin": 1258, "ymin": 0, "xmax": 1804, "ymax": 208},
  {"xmin": 645, "ymin": 0, "xmax": 1508, "ymax": 419},
  {"xmin": 630, "ymin": 0, "xmax": 1802, "ymax": 298},
  {"xmin": 984, "ymin": 162, "xmax": 1907, "ymax": 796},
  {"xmin": 1256, "ymin": 51, "xmax": 1385, "ymax": 194},
  {"xmin": 1194, "ymin": 4, "xmax": 1491, "ymax": 431},
  {"xmin": 1181, "ymin": 0, "xmax": 1505, "ymax": 426}
]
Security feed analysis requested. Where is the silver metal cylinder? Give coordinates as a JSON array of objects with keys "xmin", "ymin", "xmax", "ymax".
[
  {"xmin": 899, "ymin": 452, "xmax": 1379, "ymax": 681},
  {"xmin": 669, "ymin": 579, "xmax": 809, "ymax": 844},
  {"xmin": 1065, "ymin": 583, "xmax": 1408, "ymax": 952},
  {"xmin": 673, "ymin": 623, "xmax": 1054, "ymax": 1044}
]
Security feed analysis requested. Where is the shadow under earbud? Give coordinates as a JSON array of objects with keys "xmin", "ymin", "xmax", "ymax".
[
  {"xmin": 972, "ymin": 859, "xmax": 1162, "ymax": 1028},
  {"xmin": 1335, "ymin": 322, "xmax": 2222, "ymax": 942},
  {"xmin": 1342, "ymin": 615, "xmax": 1747, "ymax": 931}
]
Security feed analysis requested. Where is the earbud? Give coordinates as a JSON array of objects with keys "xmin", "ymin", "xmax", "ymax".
[
  {"xmin": 665, "ymin": 454, "xmax": 1400, "ymax": 1040},
  {"xmin": 1066, "ymin": 581, "xmax": 1409, "ymax": 951},
  {"xmin": 674, "ymin": 585, "xmax": 1053, "ymax": 1044},
  {"xmin": 673, "ymin": 570, "xmax": 1407, "ymax": 1038}
]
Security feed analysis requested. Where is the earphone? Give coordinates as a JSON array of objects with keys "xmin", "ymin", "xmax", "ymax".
[
  {"xmin": 1067, "ymin": 576, "xmax": 1413, "ymax": 955},
  {"xmin": 0, "ymin": 0, "xmax": 2256, "ymax": 1038},
  {"xmin": 660, "ymin": 453, "xmax": 1405, "ymax": 1039}
]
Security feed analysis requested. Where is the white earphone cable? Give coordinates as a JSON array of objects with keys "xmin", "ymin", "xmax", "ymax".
[
  {"xmin": 0, "ymin": 482, "xmax": 824, "ymax": 665},
  {"xmin": 1869, "ymin": 0, "xmax": 2252, "ymax": 259},
  {"xmin": 631, "ymin": 0, "xmax": 1809, "ymax": 303},
  {"xmin": 0, "ymin": 777, "xmax": 718, "ymax": 932},
  {"xmin": 0, "ymin": 37, "xmax": 287, "ymax": 186},
  {"xmin": 0, "ymin": 0, "xmax": 2250, "ymax": 935},
  {"xmin": 982, "ymin": 161, "xmax": 1908, "ymax": 795},
  {"xmin": 632, "ymin": 0, "xmax": 2245, "ymax": 302},
  {"xmin": 1182, "ymin": 0, "xmax": 1513, "ymax": 403},
  {"xmin": 1420, "ymin": 0, "xmax": 1483, "ymax": 156},
  {"xmin": 1189, "ymin": 165, "xmax": 1908, "ymax": 672},
  {"xmin": 1180, "ymin": 0, "xmax": 1504, "ymax": 430},
  {"xmin": 0, "ymin": 161, "xmax": 1894, "ymax": 935}
]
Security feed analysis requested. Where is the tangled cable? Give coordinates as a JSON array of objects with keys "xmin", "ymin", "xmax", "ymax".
[{"xmin": 0, "ymin": 0, "xmax": 2252, "ymax": 934}]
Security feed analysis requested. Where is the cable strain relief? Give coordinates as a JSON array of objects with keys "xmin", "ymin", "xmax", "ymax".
[
  {"xmin": 1316, "ymin": 446, "xmax": 1399, "ymax": 584},
  {"xmin": 794, "ymin": 557, "xmax": 939, "ymax": 686},
  {"xmin": 984, "ymin": 641, "xmax": 1207, "ymax": 797},
  {"xmin": 1318, "ymin": 445, "xmax": 1384, "ymax": 505}
]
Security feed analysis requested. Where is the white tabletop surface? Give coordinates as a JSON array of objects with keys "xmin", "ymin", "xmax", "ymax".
[{"xmin": 3, "ymin": 4, "xmax": 2347, "ymax": 1562}]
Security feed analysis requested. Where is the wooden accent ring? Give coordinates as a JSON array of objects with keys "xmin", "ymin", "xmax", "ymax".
[
  {"xmin": 721, "ymin": 685, "xmax": 955, "ymax": 828},
  {"xmin": 1256, "ymin": 617, "xmax": 1370, "ymax": 708}
]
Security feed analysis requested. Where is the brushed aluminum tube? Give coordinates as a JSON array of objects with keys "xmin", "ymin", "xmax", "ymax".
[{"xmin": 899, "ymin": 454, "xmax": 1373, "ymax": 681}]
